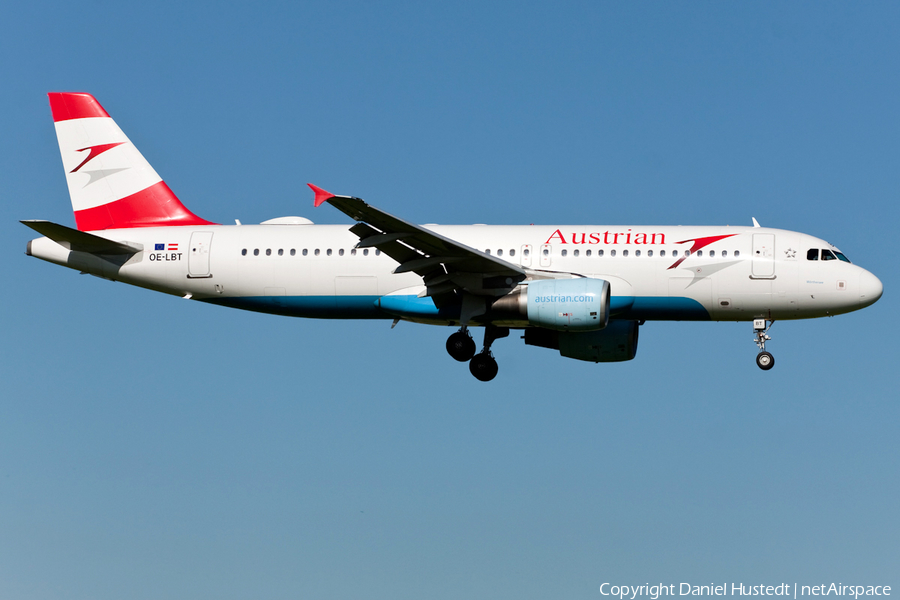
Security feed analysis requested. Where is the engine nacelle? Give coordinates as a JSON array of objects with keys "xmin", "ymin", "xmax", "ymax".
[
  {"xmin": 491, "ymin": 278, "xmax": 610, "ymax": 331},
  {"xmin": 523, "ymin": 320, "xmax": 640, "ymax": 363}
]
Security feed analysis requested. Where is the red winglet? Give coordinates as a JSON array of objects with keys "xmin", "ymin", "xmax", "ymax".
[{"xmin": 308, "ymin": 183, "xmax": 335, "ymax": 207}]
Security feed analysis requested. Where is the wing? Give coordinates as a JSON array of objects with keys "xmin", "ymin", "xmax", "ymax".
[{"xmin": 309, "ymin": 184, "xmax": 526, "ymax": 303}]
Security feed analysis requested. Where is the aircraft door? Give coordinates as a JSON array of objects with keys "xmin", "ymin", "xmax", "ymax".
[
  {"xmin": 540, "ymin": 244, "xmax": 552, "ymax": 267},
  {"xmin": 751, "ymin": 233, "xmax": 775, "ymax": 279},
  {"xmin": 520, "ymin": 244, "xmax": 532, "ymax": 268},
  {"xmin": 188, "ymin": 231, "xmax": 214, "ymax": 278}
]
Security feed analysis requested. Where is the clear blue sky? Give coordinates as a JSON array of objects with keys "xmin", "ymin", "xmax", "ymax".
[{"xmin": 1, "ymin": 2, "xmax": 897, "ymax": 598}]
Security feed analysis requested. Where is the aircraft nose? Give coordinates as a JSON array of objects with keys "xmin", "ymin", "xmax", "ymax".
[{"xmin": 858, "ymin": 269, "xmax": 883, "ymax": 307}]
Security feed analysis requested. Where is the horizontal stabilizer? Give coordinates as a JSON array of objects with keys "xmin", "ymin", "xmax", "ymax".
[{"xmin": 21, "ymin": 220, "xmax": 142, "ymax": 254}]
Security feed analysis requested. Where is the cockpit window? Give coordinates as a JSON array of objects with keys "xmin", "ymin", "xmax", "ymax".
[
  {"xmin": 807, "ymin": 249, "xmax": 819, "ymax": 261},
  {"xmin": 835, "ymin": 251, "xmax": 851, "ymax": 263},
  {"xmin": 821, "ymin": 249, "xmax": 837, "ymax": 261}
]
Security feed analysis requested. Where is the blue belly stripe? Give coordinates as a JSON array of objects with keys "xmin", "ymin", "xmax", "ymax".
[
  {"xmin": 619, "ymin": 296, "xmax": 711, "ymax": 320},
  {"xmin": 376, "ymin": 294, "xmax": 459, "ymax": 319},
  {"xmin": 202, "ymin": 294, "xmax": 710, "ymax": 321}
]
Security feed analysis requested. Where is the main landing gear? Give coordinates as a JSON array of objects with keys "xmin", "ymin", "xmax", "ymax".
[
  {"xmin": 446, "ymin": 328, "xmax": 477, "ymax": 362},
  {"xmin": 446, "ymin": 325, "xmax": 509, "ymax": 382},
  {"xmin": 753, "ymin": 319, "xmax": 775, "ymax": 371}
]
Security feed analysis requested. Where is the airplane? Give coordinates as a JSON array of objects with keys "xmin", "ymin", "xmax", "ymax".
[{"xmin": 23, "ymin": 92, "xmax": 883, "ymax": 381}]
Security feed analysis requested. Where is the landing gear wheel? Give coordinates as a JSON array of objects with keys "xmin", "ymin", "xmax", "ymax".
[
  {"xmin": 446, "ymin": 330, "xmax": 476, "ymax": 362},
  {"xmin": 756, "ymin": 351, "xmax": 775, "ymax": 371},
  {"xmin": 752, "ymin": 320, "xmax": 775, "ymax": 371},
  {"xmin": 469, "ymin": 352, "xmax": 499, "ymax": 382}
]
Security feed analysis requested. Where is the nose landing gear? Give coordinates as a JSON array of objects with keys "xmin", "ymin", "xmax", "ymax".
[{"xmin": 753, "ymin": 319, "xmax": 775, "ymax": 370}]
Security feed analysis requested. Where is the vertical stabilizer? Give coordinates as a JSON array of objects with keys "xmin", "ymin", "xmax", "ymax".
[{"xmin": 49, "ymin": 92, "xmax": 214, "ymax": 231}]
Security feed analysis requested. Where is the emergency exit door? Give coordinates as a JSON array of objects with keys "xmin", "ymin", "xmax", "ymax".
[{"xmin": 540, "ymin": 244, "xmax": 552, "ymax": 267}]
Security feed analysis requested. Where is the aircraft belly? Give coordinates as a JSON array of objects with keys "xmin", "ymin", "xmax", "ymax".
[{"xmin": 202, "ymin": 295, "xmax": 387, "ymax": 319}]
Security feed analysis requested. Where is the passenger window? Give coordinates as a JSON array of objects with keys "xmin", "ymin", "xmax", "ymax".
[
  {"xmin": 721, "ymin": 250, "xmax": 727, "ymax": 257},
  {"xmin": 241, "ymin": 249, "xmax": 247, "ymax": 256},
  {"xmin": 623, "ymin": 249, "xmax": 629, "ymax": 257},
  {"xmin": 375, "ymin": 249, "xmax": 381, "ymax": 256},
  {"xmin": 647, "ymin": 249, "xmax": 653, "ymax": 257},
  {"xmin": 573, "ymin": 249, "xmax": 580, "ymax": 257},
  {"xmin": 660, "ymin": 250, "xmax": 666, "ymax": 257},
  {"xmin": 734, "ymin": 250, "xmax": 740, "ymax": 258},
  {"xmin": 290, "ymin": 249, "xmax": 296, "ymax": 256},
  {"xmin": 807, "ymin": 249, "xmax": 819, "ymax": 261},
  {"xmin": 543, "ymin": 249, "xmax": 549, "ymax": 256},
  {"xmin": 822, "ymin": 249, "xmax": 837, "ymax": 261},
  {"xmin": 561, "ymin": 249, "xmax": 567, "ymax": 257},
  {"xmin": 266, "ymin": 249, "xmax": 272, "ymax": 256},
  {"xmin": 497, "ymin": 249, "xmax": 503, "ymax": 256},
  {"xmin": 302, "ymin": 249, "xmax": 308, "ymax": 256},
  {"xmin": 315, "ymin": 249, "xmax": 320, "ymax": 256},
  {"xmin": 351, "ymin": 248, "xmax": 357, "ymax": 256},
  {"xmin": 635, "ymin": 250, "xmax": 641, "ymax": 257},
  {"xmin": 327, "ymin": 249, "xmax": 333, "ymax": 256},
  {"xmin": 523, "ymin": 249, "xmax": 529, "ymax": 256},
  {"xmin": 598, "ymin": 249, "xmax": 604, "ymax": 257},
  {"xmin": 709, "ymin": 250, "xmax": 715, "ymax": 257},
  {"xmin": 278, "ymin": 249, "xmax": 284, "ymax": 256},
  {"xmin": 339, "ymin": 249, "xmax": 344, "ymax": 256},
  {"xmin": 510, "ymin": 249, "xmax": 516, "ymax": 257},
  {"xmin": 696, "ymin": 250, "xmax": 703, "ymax": 257},
  {"xmin": 363, "ymin": 249, "xmax": 369, "ymax": 256},
  {"xmin": 253, "ymin": 249, "xmax": 259, "ymax": 256},
  {"xmin": 585, "ymin": 249, "xmax": 591, "ymax": 257},
  {"xmin": 611, "ymin": 249, "xmax": 617, "ymax": 257}
]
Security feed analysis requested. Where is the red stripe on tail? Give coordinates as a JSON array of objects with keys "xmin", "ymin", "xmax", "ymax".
[
  {"xmin": 49, "ymin": 92, "xmax": 110, "ymax": 122},
  {"xmin": 74, "ymin": 181, "xmax": 215, "ymax": 231}
]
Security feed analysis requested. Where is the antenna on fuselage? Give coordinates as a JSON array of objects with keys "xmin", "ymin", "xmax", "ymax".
[{"xmin": 752, "ymin": 217, "xmax": 761, "ymax": 228}]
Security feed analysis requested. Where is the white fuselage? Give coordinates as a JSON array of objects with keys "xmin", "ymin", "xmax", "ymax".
[{"xmin": 27, "ymin": 222, "xmax": 883, "ymax": 325}]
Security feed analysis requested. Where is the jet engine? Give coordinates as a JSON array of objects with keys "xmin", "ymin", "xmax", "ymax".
[{"xmin": 491, "ymin": 278, "xmax": 610, "ymax": 331}]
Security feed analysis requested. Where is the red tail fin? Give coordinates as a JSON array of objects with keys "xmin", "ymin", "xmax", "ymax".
[{"xmin": 49, "ymin": 93, "xmax": 214, "ymax": 231}]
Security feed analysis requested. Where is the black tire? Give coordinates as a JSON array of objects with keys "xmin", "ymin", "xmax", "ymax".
[
  {"xmin": 469, "ymin": 352, "xmax": 499, "ymax": 382},
  {"xmin": 446, "ymin": 330, "xmax": 477, "ymax": 362},
  {"xmin": 756, "ymin": 351, "xmax": 775, "ymax": 370}
]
